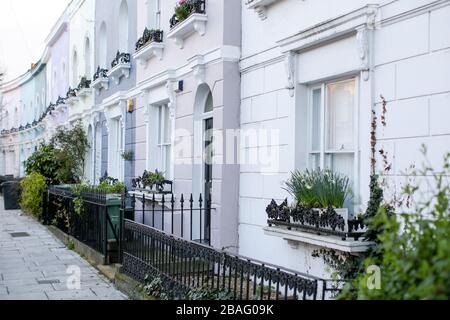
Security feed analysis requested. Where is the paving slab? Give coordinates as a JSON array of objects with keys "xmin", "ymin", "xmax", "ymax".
[{"xmin": 0, "ymin": 197, "xmax": 127, "ymax": 300}]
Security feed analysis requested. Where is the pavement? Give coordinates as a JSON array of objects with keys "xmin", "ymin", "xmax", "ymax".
[{"xmin": 0, "ymin": 196, "xmax": 128, "ymax": 300}]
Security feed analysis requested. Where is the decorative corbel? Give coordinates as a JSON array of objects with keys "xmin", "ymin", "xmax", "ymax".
[
  {"xmin": 284, "ymin": 51, "xmax": 296, "ymax": 97},
  {"xmin": 166, "ymin": 80, "xmax": 177, "ymax": 118},
  {"xmin": 119, "ymin": 99, "xmax": 127, "ymax": 130},
  {"xmin": 193, "ymin": 64, "xmax": 206, "ymax": 85},
  {"xmin": 356, "ymin": 27, "xmax": 370, "ymax": 81},
  {"xmin": 366, "ymin": 5, "xmax": 379, "ymax": 30}
]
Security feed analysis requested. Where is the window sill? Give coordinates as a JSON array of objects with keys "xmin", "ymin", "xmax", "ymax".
[
  {"xmin": 107, "ymin": 63, "xmax": 131, "ymax": 85},
  {"xmin": 133, "ymin": 42, "xmax": 165, "ymax": 66},
  {"xmin": 167, "ymin": 13, "xmax": 207, "ymax": 49},
  {"xmin": 263, "ymin": 226, "xmax": 374, "ymax": 253}
]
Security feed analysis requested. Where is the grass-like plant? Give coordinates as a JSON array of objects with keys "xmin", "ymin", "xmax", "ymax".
[{"xmin": 284, "ymin": 169, "xmax": 351, "ymax": 209}]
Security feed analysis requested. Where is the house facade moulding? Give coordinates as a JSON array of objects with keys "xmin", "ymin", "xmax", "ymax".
[{"xmin": 277, "ymin": 5, "xmax": 379, "ymax": 85}]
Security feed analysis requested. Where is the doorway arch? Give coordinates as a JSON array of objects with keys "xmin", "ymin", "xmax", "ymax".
[{"xmin": 192, "ymin": 83, "xmax": 214, "ymax": 243}]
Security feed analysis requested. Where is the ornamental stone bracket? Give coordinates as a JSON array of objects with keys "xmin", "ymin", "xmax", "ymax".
[
  {"xmin": 356, "ymin": 27, "xmax": 370, "ymax": 81},
  {"xmin": 133, "ymin": 42, "xmax": 165, "ymax": 67},
  {"xmin": 91, "ymin": 78, "xmax": 109, "ymax": 95},
  {"xmin": 189, "ymin": 55, "xmax": 206, "ymax": 85},
  {"xmin": 165, "ymin": 80, "xmax": 177, "ymax": 118},
  {"xmin": 246, "ymin": 0, "xmax": 280, "ymax": 20},
  {"xmin": 284, "ymin": 51, "xmax": 296, "ymax": 97},
  {"xmin": 108, "ymin": 63, "xmax": 131, "ymax": 85}
]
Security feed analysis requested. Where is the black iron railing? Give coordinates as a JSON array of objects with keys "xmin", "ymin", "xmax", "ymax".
[
  {"xmin": 125, "ymin": 192, "xmax": 211, "ymax": 245},
  {"xmin": 77, "ymin": 77, "xmax": 91, "ymax": 90},
  {"xmin": 135, "ymin": 28, "xmax": 164, "ymax": 52},
  {"xmin": 93, "ymin": 66, "xmax": 108, "ymax": 81},
  {"xmin": 43, "ymin": 186, "xmax": 121, "ymax": 263},
  {"xmin": 170, "ymin": 0, "xmax": 206, "ymax": 29},
  {"xmin": 121, "ymin": 218, "xmax": 338, "ymax": 300},
  {"xmin": 111, "ymin": 51, "xmax": 131, "ymax": 69},
  {"xmin": 66, "ymin": 87, "xmax": 78, "ymax": 99},
  {"xmin": 266, "ymin": 199, "xmax": 367, "ymax": 240}
]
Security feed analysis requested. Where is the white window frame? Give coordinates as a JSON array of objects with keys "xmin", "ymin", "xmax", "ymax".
[
  {"xmin": 307, "ymin": 77, "xmax": 360, "ymax": 211},
  {"xmin": 147, "ymin": 0, "xmax": 161, "ymax": 30},
  {"xmin": 156, "ymin": 104, "xmax": 172, "ymax": 180}
]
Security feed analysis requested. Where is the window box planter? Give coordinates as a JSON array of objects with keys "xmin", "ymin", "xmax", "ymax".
[
  {"xmin": 263, "ymin": 226, "xmax": 374, "ymax": 253},
  {"xmin": 65, "ymin": 96, "xmax": 79, "ymax": 106},
  {"xmin": 266, "ymin": 199, "xmax": 367, "ymax": 241},
  {"xmin": 92, "ymin": 67, "xmax": 109, "ymax": 94},
  {"xmin": 107, "ymin": 52, "xmax": 131, "ymax": 85},
  {"xmin": 167, "ymin": 13, "xmax": 207, "ymax": 49},
  {"xmin": 77, "ymin": 77, "xmax": 92, "ymax": 100},
  {"xmin": 91, "ymin": 77, "xmax": 109, "ymax": 93},
  {"xmin": 65, "ymin": 87, "xmax": 79, "ymax": 105},
  {"xmin": 77, "ymin": 87, "xmax": 92, "ymax": 99},
  {"xmin": 246, "ymin": 0, "xmax": 280, "ymax": 20},
  {"xmin": 134, "ymin": 28, "xmax": 164, "ymax": 65},
  {"xmin": 134, "ymin": 42, "xmax": 165, "ymax": 65}
]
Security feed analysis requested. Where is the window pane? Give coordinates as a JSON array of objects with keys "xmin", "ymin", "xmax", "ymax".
[
  {"xmin": 326, "ymin": 80, "xmax": 355, "ymax": 151},
  {"xmin": 164, "ymin": 106, "xmax": 171, "ymax": 144},
  {"xmin": 311, "ymin": 88, "xmax": 321, "ymax": 152},
  {"xmin": 325, "ymin": 153, "xmax": 354, "ymax": 183},
  {"xmin": 165, "ymin": 146, "xmax": 171, "ymax": 178},
  {"xmin": 205, "ymin": 92, "xmax": 213, "ymax": 113},
  {"xmin": 310, "ymin": 153, "xmax": 321, "ymax": 170},
  {"xmin": 158, "ymin": 106, "xmax": 163, "ymax": 144}
]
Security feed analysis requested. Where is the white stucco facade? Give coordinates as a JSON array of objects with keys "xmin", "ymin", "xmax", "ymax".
[{"xmin": 239, "ymin": 0, "xmax": 450, "ymax": 278}]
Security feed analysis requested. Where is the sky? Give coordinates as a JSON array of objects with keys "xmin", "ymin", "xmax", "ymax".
[{"xmin": 0, "ymin": 0, "xmax": 71, "ymax": 82}]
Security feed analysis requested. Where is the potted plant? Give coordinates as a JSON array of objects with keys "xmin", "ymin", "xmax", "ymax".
[
  {"xmin": 141, "ymin": 170, "xmax": 166, "ymax": 193},
  {"xmin": 121, "ymin": 150, "xmax": 134, "ymax": 161},
  {"xmin": 175, "ymin": 0, "xmax": 191, "ymax": 23},
  {"xmin": 284, "ymin": 169, "xmax": 352, "ymax": 231}
]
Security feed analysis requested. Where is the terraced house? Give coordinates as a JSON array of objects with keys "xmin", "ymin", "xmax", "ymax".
[{"xmin": 1, "ymin": 0, "xmax": 449, "ymax": 299}]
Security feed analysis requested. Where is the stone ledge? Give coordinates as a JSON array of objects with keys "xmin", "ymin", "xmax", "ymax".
[{"xmin": 263, "ymin": 226, "xmax": 375, "ymax": 253}]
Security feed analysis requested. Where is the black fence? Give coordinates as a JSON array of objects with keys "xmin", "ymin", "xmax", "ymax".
[
  {"xmin": 126, "ymin": 192, "xmax": 212, "ymax": 246},
  {"xmin": 121, "ymin": 219, "xmax": 341, "ymax": 300},
  {"xmin": 43, "ymin": 186, "xmax": 121, "ymax": 264}
]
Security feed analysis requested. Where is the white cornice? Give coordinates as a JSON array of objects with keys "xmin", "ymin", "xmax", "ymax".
[
  {"xmin": 277, "ymin": 4, "xmax": 379, "ymax": 53},
  {"xmin": 136, "ymin": 46, "xmax": 240, "ymax": 92}
]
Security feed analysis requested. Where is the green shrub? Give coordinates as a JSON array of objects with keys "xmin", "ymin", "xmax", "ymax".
[
  {"xmin": 71, "ymin": 181, "xmax": 126, "ymax": 195},
  {"xmin": 340, "ymin": 151, "xmax": 450, "ymax": 300},
  {"xmin": 175, "ymin": 1, "xmax": 191, "ymax": 22},
  {"xmin": 24, "ymin": 144, "xmax": 62, "ymax": 184},
  {"xmin": 284, "ymin": 169, "xmax": 351, "ymax": 208},
  {"xmin": 25, "ymin": 123, "xmax": 89, "ymax": 185},
  {"xmin": 20, "ymin": 172, "xmax": 47, "ymax": 219},
  {"xmin": 50, "ymin": 122, "xmax": 89, "ymax": 184}
]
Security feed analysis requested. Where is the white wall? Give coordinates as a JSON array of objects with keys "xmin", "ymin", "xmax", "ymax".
[{"xmin": 239, "ymin": 0, "xmax": 450, "ymax": 276}]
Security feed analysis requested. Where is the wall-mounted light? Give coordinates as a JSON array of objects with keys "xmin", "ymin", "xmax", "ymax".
[
  {"xmin": 174, "ymin": 80, "xmax": 184, "ymax": 93},
  {"xmin": 127, "ymin": 99, "xmax": 134, "ymax": 113}
]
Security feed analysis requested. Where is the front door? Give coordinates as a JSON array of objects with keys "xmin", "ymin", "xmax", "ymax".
[{"xmin": 203, "ymin": 117, "xmax": 213, "ymax": 243}]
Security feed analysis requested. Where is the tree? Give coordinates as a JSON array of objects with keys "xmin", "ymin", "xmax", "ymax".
[
  {"xmin": 25, "ymin": 122, "xmax": 89, "ymax": 184},
  {"xmin": 50, "ymin": 122, "xmax": 89, "ymax": 183}
]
